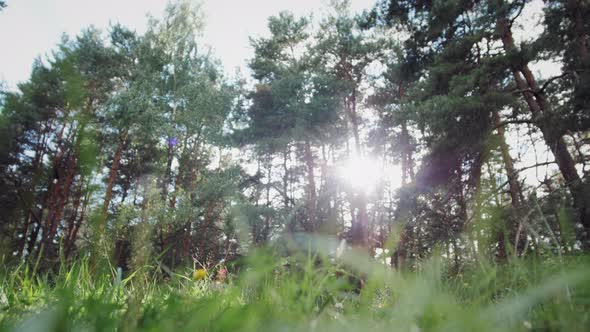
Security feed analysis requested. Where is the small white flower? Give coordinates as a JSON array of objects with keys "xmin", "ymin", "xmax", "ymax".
[
  {"xmin": 335, "ymin": 302, "xmax": 343, "ymax": 310},
  {"xmin": 523, "ymin": 321, "xmax": 532, "ymax": 329}
]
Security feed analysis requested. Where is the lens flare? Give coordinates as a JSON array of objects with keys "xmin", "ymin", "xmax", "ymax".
[{"xmin": 337, "ymin": 155, "xmax": 403, "ymax": 193}]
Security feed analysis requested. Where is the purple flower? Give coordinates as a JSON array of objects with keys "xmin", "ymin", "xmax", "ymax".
[{"xmin": 168, "ymin": 136, "xmax": 178, "ymax": 147}]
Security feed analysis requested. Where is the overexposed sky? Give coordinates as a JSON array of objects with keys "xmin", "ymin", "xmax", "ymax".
[{"xmin": 0, "ymin": 0, "xmax": 375, "ymax": 90}]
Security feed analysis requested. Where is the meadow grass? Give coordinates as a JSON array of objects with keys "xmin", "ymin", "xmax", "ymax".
[{"xmin": 1, "ymin": 245, "xmax": 589, "ymax": 332}]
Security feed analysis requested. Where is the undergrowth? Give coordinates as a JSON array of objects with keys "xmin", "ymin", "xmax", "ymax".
[{"xmin": 1, "ymin": 246, "xmax": 589, "ymax": 331}]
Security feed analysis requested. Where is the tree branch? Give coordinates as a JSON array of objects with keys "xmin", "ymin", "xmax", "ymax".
[
  {"xmin": 511, "ymin": 72, "xmax": 570, "ymax": 99},
  {"xmin": 511, "ymin": 88, "xmax": 540, "ymax": 98},
  {"xmin": 493, "ymin": 119, "xmax": 533, "ymax": 130},
  {"xmin": 516, "ymin": 161, "xmax": 556, "ymax": 174},
  {"xmin": 509, "ymin": 0, "xmax": 526, "ymax": 27},
  {"xmin": 539, "ymin": 73, "xmax": 570, "ymax": 94}
]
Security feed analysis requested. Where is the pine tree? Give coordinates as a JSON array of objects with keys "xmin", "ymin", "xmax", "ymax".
[
  {"xmin": 244, "ymin": 11, "xmax": 341, "ymax": 237},
  {"xmin": 314, "ymin": 1, "xmax": 383, "ymax": 247}
]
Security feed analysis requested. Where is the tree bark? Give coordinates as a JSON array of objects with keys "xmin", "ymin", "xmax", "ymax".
[
  {"xmin": 41, "ymin": 123, "xmax": 78, "ymax": 255},
  {"xmin": 493, "ymin": 111, "xmax": 523, "ymax": 208},
  {"xmin": 400, "ymin": 121, "xmax": 414, "ymax": 185},
  {"xmin": 498, "ymin": 15, "xmax": 590, "ymax": 238},
  {"xmin": 38, "ymin": 122, "xmax": 71, "ymax": 253},
  {"xmin": 282, "ymin": 146, "xmax": 290, "ymax": 209},
  {"xmin": 65, "ymin": 185, "xmax": 89, "ymax": 259},
  {"xmin": 568, "ymin": 0, "xmax": 589, "ymax": 63},
  {"xmin": 304, "ymin": 139, "xmax": 317, "ymax": 232},
  {"xmin": 97, "ymin": 132, "xmax": 127, "ymax": 236}
]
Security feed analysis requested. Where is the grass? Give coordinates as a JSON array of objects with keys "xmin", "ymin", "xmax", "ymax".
[{"xmin": 1, "ymin": 242, "xmax": 590, "ymax": 331}]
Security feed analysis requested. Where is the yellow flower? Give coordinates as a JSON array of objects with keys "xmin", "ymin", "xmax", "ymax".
[{"xmin": 193, "ymin": 268, "xmax": 207, "ymax": 281}]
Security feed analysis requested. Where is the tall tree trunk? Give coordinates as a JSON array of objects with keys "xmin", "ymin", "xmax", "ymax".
[
  {"xmin": 65, "ymin": 183, "xmax": 90, "ymax": 259},
  {"xmin": 304, "ymin": 139, "xmax": 317, "ymax": 232},
  {"xmin": 568, "ymin": 0, "xmax": 589, "ymax": 63},
  {"xmin": 493, "ymin": 111, "xmax": 524, "ymax": 259},
  {"xmin": 41, "ymin": 125, "xmax": 78, "ymax": 256},
  {"xmin": 26, "ymin": 220, "xmax": 40, "ymax": 258},
  {"xmin": 169, "ymin": 136, "xmax": 189, "ymax": 209},
  {"xmin": 17, "ymin": 123, "xmax": 51, "ymax": 257},
  {"xmin": 18, "ymin": 119, "xmax": 54, "ymax": 256},
  {"xmin": 398, "ymin": 85, "xmax": 415, "ymax": 185},
  {"xmin": 400, "ymin": 121, "xmax": 414, "ymax": 185},
  {"xmin": 38, "ymin": 123, "xmax": 71, "ymax": 253},
  {"xmin": 264, "ymin": 160, "xmax": 272, "ymax": 241},
  {"xmin": 18, "ymin": 119, "xmax": 53, "ymax": 257},
  {"xmin": 98, "ymin": 131, "xmax": 127, "ymax": 234},
  {"xmin": 345, "ymin": 91, "xmax": 369, "ymax": 246},
  {"xmin": 493, "ymin": 111, "xmax": 523, "ymax": 208},
  {"xmin": 348, "ymin": 91, "xmax": 362, "ymax": 153},
  {"xmin": 63, "ymin": 185, "xmax": 82, "ymax": 253},
  {"xmin": 45, "ymin": 123, "xmax": 85, "ymax": 252},
  {"xmin": 47, "ymin": 153, "xmax": 75, "ymax": 249},
  {"xmin": 498, "ymin": 15, "xmax": 590, "ymax": 238},
  {"xmin": 282, "ymin": 146, "xmax": 290, "ymax": 209}
]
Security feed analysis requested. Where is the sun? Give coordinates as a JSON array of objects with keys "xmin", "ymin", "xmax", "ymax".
[{"xmin": 337, "ymin": 155, "xmax": 403, "ymax": 194}]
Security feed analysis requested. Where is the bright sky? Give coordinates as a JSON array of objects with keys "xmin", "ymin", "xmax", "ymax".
[{"xmin": 0, "ymin": 0, "xmax": 375, "ymax": 90}]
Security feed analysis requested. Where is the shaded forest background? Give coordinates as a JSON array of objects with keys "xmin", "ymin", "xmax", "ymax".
[{"xmin": 0, "ymin": 0, "xmax": 589, "ymax": 275}]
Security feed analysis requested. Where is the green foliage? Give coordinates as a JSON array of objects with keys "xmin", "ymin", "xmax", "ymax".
[{"xmin": 1, "ymin": 248, "xmax": 590, "ymax": 331}]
